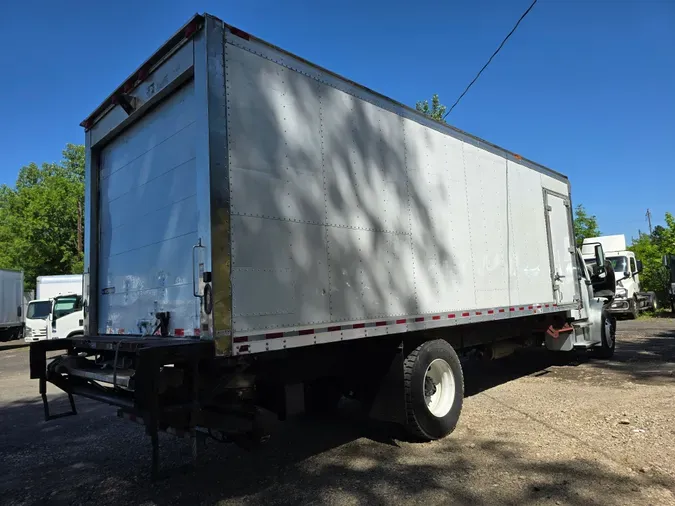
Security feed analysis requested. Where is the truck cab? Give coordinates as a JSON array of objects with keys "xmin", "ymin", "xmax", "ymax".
[
  {"xmin": 582, "ymin": 235, "xmax": 654, "ymax": 318},
  {"xmin": 47, "ymin": 294, "xmax": 84, "ymax": 340},
  {"xmin": 24, "ymin": 299, "xmax": 52, "ymax": 342}
]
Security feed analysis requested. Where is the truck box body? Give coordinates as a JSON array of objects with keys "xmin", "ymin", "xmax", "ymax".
[
  {"xmin": 0, "ymin": 269, "xmax": 24, "ymax": 330},
  {"xmin": 82, "ymin": 15, "xmax": 578, "ymax": 357},
  {"xmin": 36, "ymin": 275, "xmax": 83, "ymax": 300},
  {"xmin": 582, "ymin": 235, "xmax": 627, "ymax": 256}
]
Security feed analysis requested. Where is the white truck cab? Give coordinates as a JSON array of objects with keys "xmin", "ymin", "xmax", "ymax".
[
  {"xmin": 24, "ymin": 299, "xmax": 52, "ymax": 342},
  {"xmin": 582, "ymin": 235, "xmax": 655, "ymax": 318},
  {"xmin": 47, "ymin": 294, "xmax": 84, "ymax": 340}
]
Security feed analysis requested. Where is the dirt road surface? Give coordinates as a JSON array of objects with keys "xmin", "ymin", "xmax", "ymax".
[{"xmin": 1, "ymin": 319, "xmax": 674, "ymax": 505}]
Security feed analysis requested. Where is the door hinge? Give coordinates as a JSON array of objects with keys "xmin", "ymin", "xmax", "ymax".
[{"xmin": 546, "ymin": 205, "xmax": 552, "ymax": 211}]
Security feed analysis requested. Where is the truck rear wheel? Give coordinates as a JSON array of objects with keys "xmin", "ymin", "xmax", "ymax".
[{"xmin": 403, "ymin": 339, "xmax": 463, "ymax": 441}]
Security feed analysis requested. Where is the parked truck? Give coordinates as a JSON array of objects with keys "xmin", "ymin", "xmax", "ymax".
[
  {"xmin": 30, "ymin": 14, "xmax": 618, "ymax": 477},
  {"xmin": 665, "ymin": 254, "xmax": 675, "ymax": 312},
  {"xmin": 582, "ymin": 235, "xmax": 656, "ymax": 318},
  {"xmin": 25, "ymin": 274, "xmax": 83, "ymax": 342},
  {"xmin": 0, "ymin": 269, "xmax": 24, "ymax": 341}
]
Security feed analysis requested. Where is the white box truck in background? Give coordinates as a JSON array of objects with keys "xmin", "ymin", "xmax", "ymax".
[
  {"xmin": 0, "ymin": 269, "xmax": 24, "ymax": 341},
  {"xmin": 25, "ymin": 274, "xmax": 83, "ymax": 342},
  {"xmin": 30, "ymin": 14, "xmax": 618, "ymax": 477},
  {"xmin": 582, "ymin": 235, "xmax": 656, "ymax": 318}
]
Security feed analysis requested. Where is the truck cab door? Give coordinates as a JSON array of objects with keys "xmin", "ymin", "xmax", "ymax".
[{"xmin": 544, "ymin": 191, "xmax": 578, "ymax": 306}]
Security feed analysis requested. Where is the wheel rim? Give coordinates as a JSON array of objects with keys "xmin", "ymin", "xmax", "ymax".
[
  {"xmin": 423, "ymin": 358, "xmax": 455, "ymax": 418},
  {"xmin": 604, "ymin": 317, "xmax": 614, "ymax": 347}
]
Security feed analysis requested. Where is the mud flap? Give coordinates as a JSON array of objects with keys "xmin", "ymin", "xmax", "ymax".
[{"xmin": 366, "ymin": 343, "xmax": 407, "ymax": 425}]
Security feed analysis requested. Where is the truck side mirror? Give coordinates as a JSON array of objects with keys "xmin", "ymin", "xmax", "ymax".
[
  {"xmin": 636, "ymin": 260, "xmax": 643, "ymax": 274},
  {"xmin": 594, "ymin": 244, "xmax": 606, "ymax": 275}
]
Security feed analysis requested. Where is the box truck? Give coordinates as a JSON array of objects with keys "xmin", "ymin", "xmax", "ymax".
[
  {"xmin": 25, "ymin": 274, "xmax": 83, "ymax": 342},
  {"xmin": 582, "ymin": 235, "xmax": 656, "ymax": 318},
  {"xmin": 30, "ymin": 14, "xmax": 617, "ymax": 477},
  {"xmin": 0, "ymin": 269, "xmax": 24, "ymax": 340}
]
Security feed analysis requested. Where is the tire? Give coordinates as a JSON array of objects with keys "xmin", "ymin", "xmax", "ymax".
[
  {"xmin": 649, "ymin": 293, "xmax": 658, "ymax": 312},
  {"xmin": 627, "ymin": 298, "xmax": 638, "ymax": 320},
  {"xmin": 304, "ymin": 377, "xmax": 343, "ymax": 415},
  {"xmin": 592, "ymin": 311, "xmax": 616, "ymax": 359},
  {"xmin": 403, "ymin": 339, "xmax": 464, "ymax": 441}
]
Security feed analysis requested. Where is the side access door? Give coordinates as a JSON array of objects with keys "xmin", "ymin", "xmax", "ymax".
[{"xmin": 544, "ymin": 191, "xmax": 578, "ymax": 305}]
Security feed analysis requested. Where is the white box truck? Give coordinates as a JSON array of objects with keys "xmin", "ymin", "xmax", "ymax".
[
  {"xmin": 0, "ymin": 269, "xmax": 24, "ymax": 340},
  {"xmin": 30, "ymin": 14, "xmax": 617, "ymax": 476},
  {"xmin": 582, "ymin": 235, "xmax": 656, "ymax": 318},
  {"xmin": 25, "ymin": 274, "xmax": 83, "ymax": 342}
]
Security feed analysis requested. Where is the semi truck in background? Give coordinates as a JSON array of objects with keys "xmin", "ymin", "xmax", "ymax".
[
  {"xmin": 582, "ymin": 235, "xmax": 656, "ymax": 318},
  {"xmin": 0, "ymin": 269, "xmax": 24, "ymax": 341},
  {"xmin": 30, "ymin": 14, "xmax": 619, "ymax": 477},
  {"xmin": 25, "ymin": 274, "xmax": 83, "ymax": 342}
]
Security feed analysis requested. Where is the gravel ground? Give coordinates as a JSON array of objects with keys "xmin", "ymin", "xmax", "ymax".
[{"xmin": 0, "ymin": 319, "xmax": 674, "ymax": 505}]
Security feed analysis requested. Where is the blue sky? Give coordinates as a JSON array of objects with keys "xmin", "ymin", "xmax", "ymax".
[{"xmin": 1, "ymin": 0, "xmax": 673, "ymax": 240}]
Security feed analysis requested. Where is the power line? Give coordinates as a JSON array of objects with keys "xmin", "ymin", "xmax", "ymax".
[{"xmin": 443, "ymin": 0, "xmax": 539, "ymax": 119}]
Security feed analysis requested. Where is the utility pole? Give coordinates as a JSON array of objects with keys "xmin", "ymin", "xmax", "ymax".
[{"xmin": 646, "ymin": 209, "xmax": 653, "ymax": 235}]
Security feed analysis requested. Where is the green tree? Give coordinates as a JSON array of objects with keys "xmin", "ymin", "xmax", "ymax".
[
  {"xmin": 629, "ymin": 212, "xmax": 675, "ymax": 303},
  {"xmin": 573, "ymin": 204, "xmax": 601, "ymax": 247},
  {"xmin": 416, "ymin": 94, "xmax": 447, "ymax": 123},
  {"xmin": 0, "ymin": 144, "xmax": 85, "ymax": 290}
]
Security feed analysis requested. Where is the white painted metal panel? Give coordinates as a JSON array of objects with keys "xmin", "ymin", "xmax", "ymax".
[
  {"xmin": 98, "ymin": 82, "xmax": 198, "ymax": 335},
  {"xmin": 507, "ymin": 161, "xmax": 553, "ymax": 305},
  {"xmin": 546, "ymin": 193, "xmax": 576, "ymax": 305},
  {"xmin": 225, "ymin": 30, "xmax": 573, "ymax": 336}
]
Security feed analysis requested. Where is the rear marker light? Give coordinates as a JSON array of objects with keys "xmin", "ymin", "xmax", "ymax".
[
  {"xmin": 174, "ymin": 328, "xmax": 184, "ymax": 337},
  {"xmin": 396, "ymin": 319, "xmax": 407, "ymax": 324},
  {"xmin": 462, "ymin": 312, "xmax": 470, "ymax": 317},
  {"xmin": 432, "ymin": 315, "xmax": 441, "ymax": 320},
  {"xmin": 448, "ymin": 314, "xmax": 456, "ymax": 319},
  {"xmin": 353, "ymin": 323, "xmax": 365, "ymax": 329},
  {"xmin": 475, "ymin": 312, "xmax": 482, "ymax": 316},
  {"xmin": 415, "ymin": 317, "xmax": 425, "ymax": 322},
  {"xmin": 376, "ymin": 321, "xmax": 387, "ymax": 326},
  {"xmin": 299, "ymin": 329, "xmax": 314, "ymax": 336},
  {"xmin": 233, "ymin": 336, "xmax": 248, "ymax": 343},
  {"xmin": 499, "ymin": 309, "xmax": 505, "ymax": 313},
  {"xmin": 488, "ymin": 310, "xmax": 494, "ymax": 314},
  {"xmin": 528, "ymin": 306, "xmax": 534, "ymax": 310}
]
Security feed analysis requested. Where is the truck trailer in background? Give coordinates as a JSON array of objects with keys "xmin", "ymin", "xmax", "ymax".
[
  {"xmin": 30, "ymin": 14, "xmax": 618, "ymax": 477},
  {"xmin": 0, "ymin": 269, "xmax": 24, "ymax": 340},
  {"xmin": 25, "ymin": 274, "xmax": 83, "ymax": 342}
]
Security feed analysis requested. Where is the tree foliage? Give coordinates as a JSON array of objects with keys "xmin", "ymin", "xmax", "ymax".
[
  {"xmin": 416, "ymin": 94, "xmax": 447, "ymax": 123},
  {"xmin": 629, "ymin": 212, "xmax": 675, "ymax": 301},
  {"xmin": 0, "ymin": 144, "xmax": 84, "ymax": 290},
  {"xmin": 573, "ymin": 204, "xmax": 601, "ymax": 247}
]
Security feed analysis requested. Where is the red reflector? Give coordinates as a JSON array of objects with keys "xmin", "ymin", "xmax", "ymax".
[
  {"xmin": 396, "ymin": 319, "xmax": 407, "ymax": 324},
  {"xmin": 266, "ymin": 332, "xmax": 283, "ymax": 339},
  {"xmin": 475, "ymin": 311, "xmax": 482, "ymax": 316},
  {"xmin": 328, "ymin": 326, "xmax": 341, "ymax": 332},
  {"xmin": 353, "ymin": 323, "xmax": 365, "ymax": 329},
  {"xmin": 174, "ymin": 328, "xmax": 184, "ymax": 336},
  {"xmin": 519, "ymin": 307, "xmax": 525, "ymax": 311},
  {"xmin": 299, "ymin": 329, "xmax": 314, "ymax": 336},
  {"xmin": 376, "ymin": 321, "xmax": 387, "ymax": 326},
  {"xmin": 415, "ymin": 317, "xmax": 424, "ymax": 322},
  {"xmin": 488, "ymin": 310, "xmax": 494, "ymax": 314},
  {"xmin": 432, "ymin": 315, "xmax": 441, "ymax": 320},
  {"xmin": 194, "ymin": 328, "xmax": 200, "ymax": 336},
  {"xmin": 233, "ymin": 336, "xmax": 248, "ymax": 343},
  {"xmin": 462, "ymin": 312, "xmax": 470, "ymax": 317},
  {"xmin": 510, "ymin": 308, "xmax": 515, "ymax": 312},
  {"xmin": 528, "ymin": 306, "xmax": 533, "ymax": 310},
  {"xmin": 536, "ymin": 305, "xmax": 542, "ymax": 308},
  {"xmin": 230, "ymin": 27, "xmax": 250, "ymax": 40},
  {"xmin": 239, "ymin": 345, "xmax": 250, "ymax": 353},
  {"xmin": 448, "ymin": 314, "xmax": 456, "ymax": 319},
  {"xmin": 499, "ymin": 309, "xmax": 505, "ymax": 313}
]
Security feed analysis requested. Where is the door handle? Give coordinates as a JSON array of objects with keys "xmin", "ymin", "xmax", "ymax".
[{"xmin": 192, "ymin": 239, "xmax": 204, "ymax": 298}]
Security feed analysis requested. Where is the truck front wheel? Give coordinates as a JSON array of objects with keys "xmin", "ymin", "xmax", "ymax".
[
  {"xmin": 403, "ymin": 339, "xmax": 464, "ymax": 441},
  {"xmin": 591, "ymin": 312, "xmax": 616, "ymax": 359}
]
